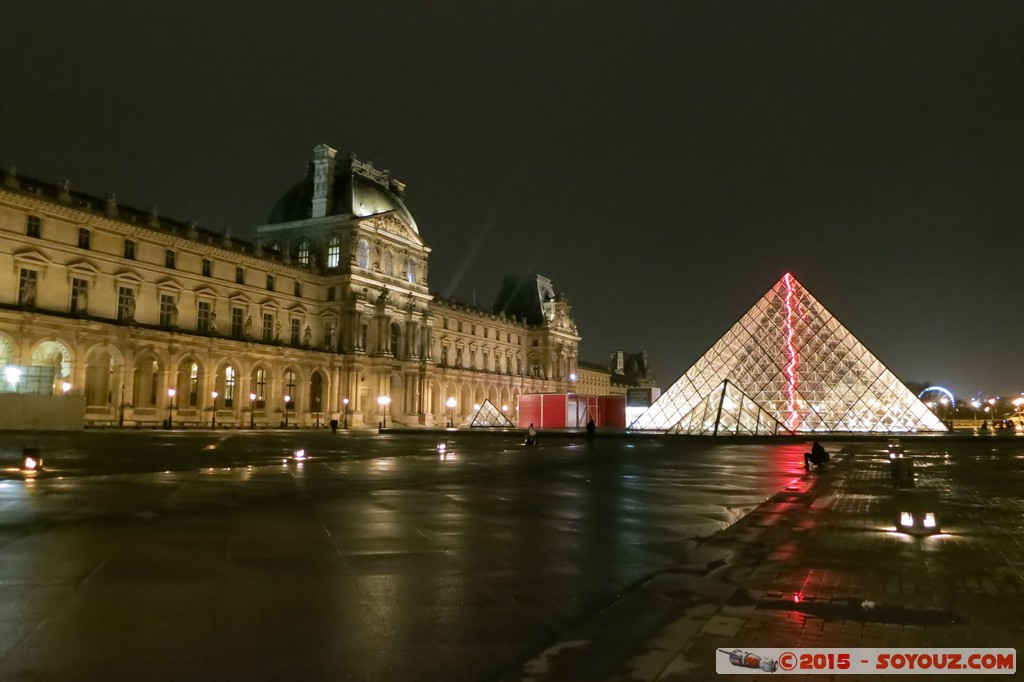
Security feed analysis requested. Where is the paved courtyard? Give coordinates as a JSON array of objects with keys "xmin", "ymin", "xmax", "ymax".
[{"xmin": 0, "ymin": 430, "xmax": 1021, "ymax": 680}]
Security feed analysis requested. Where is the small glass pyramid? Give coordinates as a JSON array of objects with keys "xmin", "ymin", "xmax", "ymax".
[
  {"xmin": 465, "ymin": 399, "xmax": 515, "ymax": 428},
  {"xmin": 669, "ymin": 379, "xmax": 794, "ymax": 435},
  {"xmin": 631, "ymin": 273, "xmax": 946, "ymax": 434}
]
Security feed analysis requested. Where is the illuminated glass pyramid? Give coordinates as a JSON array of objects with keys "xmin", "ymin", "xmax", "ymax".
[
  {"xmin": 465, "ymin": 399, "xmax": 515, "ymax": 428},
  {"xmin": 631, "ymin": 273, "xmax": 947, "ymax": 434}
]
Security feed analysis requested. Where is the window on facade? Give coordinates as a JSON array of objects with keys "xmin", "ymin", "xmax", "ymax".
[
  {"xmin": 284, "ymin": 371, "xmax": 296, "ymax": 409},
  {"xmin": 443, "ymin": 318, "xmax": 448, "ymax": 330},
  {"xmin": 405, "ymin": 258, "xmax": 416, "ymax": 284},
  {"xmin": 507, "ymin": 332, "xmax": 511, "ymax": 342},
  {"xmin": 159, "ymin": 294, "xmax": 176, "ymax": 327},
  {"xmin": 390, "ymin": 325, "xmax": 400, "ymax": 358},
  {"xmin": 165, "ymin": 249, "xmax": 176, "ymax": 269},
  {"xmin": 357, "ymin": 239, "xmax": 370, "ymax": 269},
  {"xmin": 124, "ymin": 239, "xmax": 136, "ymax": 260},
  {"xmin": 327, "ymin": 236, "xmax": 340, "ymax": 268},
  {"xmin": 26, "ymin": 215, "xmax": 40, "ymax": 238},
  {"xmin": 70, "ymin": 278, "xmax": 88, "ymax": 315},
  {"xmin": 359, "ymin": 322, "xmax": 368, "ymax": 350},
  {"xmin": 188, "ymin": 363, "xmax": 199, "ymax": 407},
  {"xmin": 294, "ymin": 281, "xmax": 302, "ymax": 298},
  {"xmin": 326, "ymin": 286, "xmax": 335, "ymax": 302},
  {"xmin": 441, "ymin": 345, "xmax": 449, "ymax": 365},
  {"xmin": 224, "ymin": 366, "xmax": 235, "ymax": 408},
  {"xmin": 197, "ymin": 301, "xmax": 212, "ymax": 332},
  {"xmin": 117, "ymin": 287, "xmax": 135, "ymax": 321},
  {"xmin": 290, "ymin": 319, "xmax": 301, "ymax": 345},
  {"xmin": 230, "ymin": 307, "xmax": 244, "ymax": 337},
  {"xmin": 202, "ymin": 259, "xmax": 212, "ymax": 277},
  {"xmin": 18, "ymin": 269, "xmax": 38, "ymax": 307},
  {"xmin": 383, "ymin": 250, "xmax": 393, "ymax": 277},
  {"xmin": 255, "ymin": 369, "xmax": 266, "ymax": 408},
  {"xmin": 262, "ymin": 313, "xmax": 273, "ymax": 341},
  {"xmin": 472, "ymin": 325, "xmax": 477, "ymax": 335},
  {"xmin": 457, "ymin": 321, "xmax": 463, "ymax": 332},
  {"xmin": 483, "ymin": 350, "xmax": 489, "ymax": 371},
  {"xmin": 297, "ymin": 240, "xmax": 310, "ymax": 266},
  {"xmin": 470, "ymin": 349, "xmax": 477, "ymax": 369},
  {"xmin": 266, "ymin": 274, "xmax": 274, "ymax": 291},
  {"xmin": 150, "ymin": 361, "xmax": 159, "ymax": 405},
  {"xmin": 532, "ymin": 339, "xmax": 539, "ymax": 346},
  {"xmin": 78, "ymin": 227, "xmax": 91, "ymax": 250},
  {"xmin": 235, "ymin": 266, "xmax": 244, "ymax": 284}
]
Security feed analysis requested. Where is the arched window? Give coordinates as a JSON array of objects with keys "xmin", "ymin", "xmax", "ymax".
[
  {"xmin": 326, "ymin": 236, "xmax": 341, "ymax": 268},
  {"xmin": 224, "ymin": 366, "xmax": 235, "ymax": 408},
  {"xmin": 297, "ymin": 240, "xmax": 310, "ymax": 266},
  {"xmin": 384, "ymin": 250, "xmax": 394, "ymax": 277},
  {"xmin": 255, "ymin": 369, "xmax": 266, "ymax": 408},
  {"xmin": 357, "ymin": 239, "xmax": 370, "ymax": 269},
  {"xmin": 188, "ymin": 362, "xmax": 199, "ymax": 406},
  {"xmin": 405, "ymin": 257, "xmax": 416, "ymax": 284},
  {"xmin": 284, "ymin": 371, "xmax": 297, "ymax": 410}
]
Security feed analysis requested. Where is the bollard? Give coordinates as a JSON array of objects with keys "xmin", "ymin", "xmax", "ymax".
[
  {"xmin": 889, "ymin": 455, "xmax": 914, "ymax": 485},
  {"xmin": 894, "ymin": 488, "xmax": 940, "ymax": 535}
]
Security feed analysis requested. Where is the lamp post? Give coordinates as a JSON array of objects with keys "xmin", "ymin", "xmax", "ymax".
[
  {"xmin": 378, "ymin": 394, "xmax": 391, "ymax": 429},
  {"xmin": 446, "ymin": 396, "xmax": 456, "ymax": 428},
  {"xmin": 342, "ymin": 397, "xmax": 349, "ymax": 429},
  {"xmin": 166, "ymin": 388, "xmax": 176, "ymax": 429},
  {"xmin": 284, "ymin": 395, "xmax": 291, "ymax": 428},
  {"xmin": 210, "ymin": 391, "xmax": 218, "ymax": 428},
  {"xmin": 118, "ymin": 384, "xmax": 125, "ymax": 428},
  {"xmin": 249, "ymin": 392, "xmax": 256, "ymax": 429}
]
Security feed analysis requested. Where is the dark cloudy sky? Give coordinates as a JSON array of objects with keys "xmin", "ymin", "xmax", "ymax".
[{"xmin": 2, "ymin": 1, "xmax": 1022, "ymax": 399}]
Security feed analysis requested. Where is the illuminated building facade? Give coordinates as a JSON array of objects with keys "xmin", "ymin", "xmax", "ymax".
[
  {"xmin": 631, "ymin": 273, "xmax": 946, "ymax": 434},
  {"xmin": 0, "ymin": 145, "xmax": 579, "ymax": 428}
]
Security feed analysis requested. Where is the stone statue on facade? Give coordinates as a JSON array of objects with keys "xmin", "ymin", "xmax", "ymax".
[
  {"xmin": 274, "ymin": 321, "xmax": 282, "ymax": 342},
  {"xmin": 243, "ymin": 316, "xmax": 253, "ymax": 337},
  {"xmin": 303, "ymin": 326, "xmax": 312, "ymax": 346},
  {"xmin": 208, "ymin": 309, "xmax": 218, "ymax": 334}
]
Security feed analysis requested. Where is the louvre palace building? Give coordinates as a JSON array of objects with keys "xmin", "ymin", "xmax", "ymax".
[{"xmin": 0, "ymin": 144, "xmax": 583, "ymax": 428}]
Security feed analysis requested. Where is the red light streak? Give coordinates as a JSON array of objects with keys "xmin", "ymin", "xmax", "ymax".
[{"xmin": 783, "ymin": 273, "xmax": 799, "ymax": 430}]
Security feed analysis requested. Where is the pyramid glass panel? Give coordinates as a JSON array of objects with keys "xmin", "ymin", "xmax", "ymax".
[
  {"xmin": 630, "ymin": 273, "xmax": 947, "ymax": 434},
  {"xmin": 465, "ymin": 399, "xmax": 515, "ymax": 428}
]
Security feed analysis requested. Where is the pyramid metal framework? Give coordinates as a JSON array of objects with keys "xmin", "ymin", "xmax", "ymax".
[
  {"xmin": 631, "ymin": 273, "xmax": 947, "ymax": 434},
  {"xmin": 669, "ymin": 380, "xmax": 795, "ymax": 436},
  {"xmin": 464, "ymin": 399, "xmax": 515, "ymax": 428}
]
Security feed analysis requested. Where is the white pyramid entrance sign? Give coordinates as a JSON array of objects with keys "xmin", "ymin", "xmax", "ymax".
[
  {"xmin": 464, "ymin": 399, "xmax": 515, "ymax": 428},
  {"xmin": 631, "ymin": 273, "xmax": 946, "ymax": 434}
]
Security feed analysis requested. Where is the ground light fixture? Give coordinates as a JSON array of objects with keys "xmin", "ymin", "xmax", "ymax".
[
  {"xmin": 894, "ymin": 488, "xmax": 940, "ymax": 535},
  {"xmin": 22, "ymin": 447, "xmax": 42, "ymax": 472}
]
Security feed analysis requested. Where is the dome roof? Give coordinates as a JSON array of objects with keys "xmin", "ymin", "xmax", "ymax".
[{"xmin": 267, "ymin": 153, "xmax": 418, "ymax": 235}]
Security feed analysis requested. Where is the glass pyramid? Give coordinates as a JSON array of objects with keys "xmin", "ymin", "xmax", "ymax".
[
  {"xmin": 631, "ymin": 273, "xmax": 947, "ymax": 434},
  {"xmin": 669, "ymin": 380, "xmax": 794, "ymax": 435},
  {"xmin": 465, "ymin": 399, "xmax": 515, "ymax": 428}
]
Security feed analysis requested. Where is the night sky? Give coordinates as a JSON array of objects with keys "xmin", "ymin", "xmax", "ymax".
[{"xmin": 2, "ymin": 2, "xmax": 1022, "ymax": 399}]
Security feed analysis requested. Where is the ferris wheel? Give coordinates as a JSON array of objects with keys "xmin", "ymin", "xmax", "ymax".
[{"xmin": 918, "ymin": 386, "xmax": 956, "ymax": 415}]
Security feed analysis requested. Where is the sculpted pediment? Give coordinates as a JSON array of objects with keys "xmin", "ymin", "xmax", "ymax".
[{"xmin": 359, "ymin": 212, "xmax": 421, "ymax": 245}]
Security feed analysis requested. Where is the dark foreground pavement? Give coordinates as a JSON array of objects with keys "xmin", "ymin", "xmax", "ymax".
[{"xmin": 0, "ymin": 431, "xmax": 1021, "ymax": 680}]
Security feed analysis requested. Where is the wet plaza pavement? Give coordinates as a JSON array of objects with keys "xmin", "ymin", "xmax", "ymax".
[{"xmin": 0, "ymin": 430, "xmax": 1021, "ymax": 680}]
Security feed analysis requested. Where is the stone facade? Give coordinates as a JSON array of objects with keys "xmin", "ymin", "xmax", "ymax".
[{"xmin": 0, "ymin": 146, "xmax": 579, "ymax": 428}]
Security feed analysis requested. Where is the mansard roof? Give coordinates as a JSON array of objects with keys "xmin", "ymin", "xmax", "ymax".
[{"xmin": 267, "ymin": 149, "xmax": 419, "ymax": 235}]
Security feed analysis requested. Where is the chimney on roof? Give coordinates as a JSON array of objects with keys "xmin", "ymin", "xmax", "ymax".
[{"xmin": 311, "ymin": 144, "xmax": 337, "ymax": 219}]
